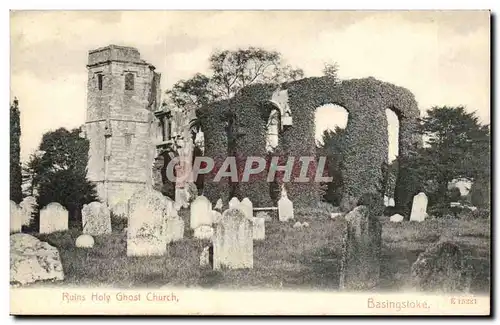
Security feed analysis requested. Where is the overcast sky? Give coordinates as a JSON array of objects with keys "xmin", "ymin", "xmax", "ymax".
[{"xmin": 11, "ymin": 10, "xmax": 490, "ymax": 162}]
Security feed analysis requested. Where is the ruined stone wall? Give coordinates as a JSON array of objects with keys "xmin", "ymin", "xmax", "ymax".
[{"xmin": 202, "ymin": 76, "xmax": 420, "ymax": 211}]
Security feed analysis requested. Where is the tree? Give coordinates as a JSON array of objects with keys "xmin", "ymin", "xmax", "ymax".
[
  {"xmin": 22, "ymin": 151, "xmax": 43, "ymax": 197},
  {"xmin": 416, "ymin": 106, "xmax": 490, "ymax": 206},
  {"xmin": 322, "ymin": 62, "xmax": 340, "ymax": 82},
  {"xmin": 164, "ymin": 47, "xmax": 304, "ymax": 110},
  {"xmin": 317, "ymin": 127, "xmax": 346, "ymax": 205},
  {"xmin": 10, "ymin": 97, "xmax": 23, "ymax": 203},
  {"xmin": 35, "ymin": 128, "xmax": 98, "ymax": 228}
]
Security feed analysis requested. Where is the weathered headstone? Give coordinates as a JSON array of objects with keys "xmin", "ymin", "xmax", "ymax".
[
  {"xmin": 193, "ymin": 225, "xmax": 214, "ymax": 240},
  {"xmin": 213, "ymin": 208, "xmax": 253, "ymax": 270},
  {"xmin": 278, "ymin": 187, "xmax": 294, "ymax": 222},
  {"xmin": 239, "ymin": 198, "xmax": 253, "ymax": 220},
  {"xmin": 10, "ymin": 201, "xmax": 23, "ymax": 234},
  {"xmin": 215, "ymin": 198, "xmax": 223, "ymax": 212},
  {"xmin": 411, "ymin": 241, "xmax": 472, "ymax": 293},
  {"xmin": 302, "ymin": 221, "xmax": 310, "ymax": 228},
  {"xmin": 75, "ymin": 234, "xmax": 95, "ymax": 248},
  {"xmin": 190, "ymin": 195, "xmax": 213, "ymax": 229},
  {"xmin": 212, "ymin": 210, "xmax": 222, "ymax": 224},
  {"xmin": 256, "ymin": 211, "xmax": 271, "ymax": 222},
  {"xmin": 228, "ymin": 197, "xmax": 240, "ymax": 209},
  {"xmin": 10, "ymin": 233, "xmax": 64, "ymax": 285},
  {"xmin": 293, "ymin": 221, "xmax": 303, "ymax": 229},
  {"xmin": 165, "ymin": 218, "xmax": 184, "ymax": 243},
  {"xmin": 200, "ymin": 245, "xmax": 214, "ymax": 268},
  {"xmin": 11, "ymin": 197, "xmax": 37, "ymax": 234},
  {"xmin": 390, "ymin": 214, "xmax": 404, "ymax": 223},
  {"xmin": 410, "ymin": 192, "xmax": 428, "ymax": 222},
  {"xmin": 330, "ymin": 212, "xmax": 343, "ymax": 220},
  {"xmin": 111, "ymin": 201, "xmax": 129, "ymax": 219},
  {"xmin": 252, "ymin": 217, "xmax": 265, "ymax": 240},
  {"xmin": 339, "ymin": 205, "xmax": 382, "ymax": 291},
  {"xmin": 82, "ymin": 202, "xmax": 112, "ymax": 236},
  {"xmin": 39, "ymin": 203, "xmax": 68, "ymax": 234},
  {"xmin": 127, "ymin": 189, "xmax": 175, "ymax": 256}
]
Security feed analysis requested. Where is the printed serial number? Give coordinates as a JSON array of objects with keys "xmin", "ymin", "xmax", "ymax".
[{"xmin": 450, "ymin": 297, "xmax": 478, "ymax": 305}]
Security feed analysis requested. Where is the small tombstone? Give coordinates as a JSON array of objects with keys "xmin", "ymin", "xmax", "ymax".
[
  {"xmin": 256, "ymin": 211, "xmax": 271, "ymax": 221},
  {"xmin": 193, "ymin": 225, "xmax": 214, "ymax": 240},
  {"xmin": 239, "ymin": 198, "xmax": 253, "ymax": 220},
  {"xmin": 165, "ymin": 218, "xmax": 184, "ymax": 243},
  {"xmin": 293, "ymin": 221, "xmax": 303, "ymax": 229},
  {"xmin": 302, "ymin": 221, "xmax": 310, "ymax": 228},
  {"xmin": 111, "ymin": 201, "xmax": 129, "ymax": 219},
  {"xmin": 331, "ymin": 212, "xmax": 343, "ymax": 220},
  {"xmin": 228, "ymin": 197, "xmax": 240, "ymax": 209},
  {"xmin": 82, "ymin": 202, "xmax": 112, "ymax": 236},
  {"xmin": 11, "ymin": 197, "xmax": 36, "ymax": 234},
  {"xmin": 390, "ymin": 214, "xmax": 404, "ymax": 223},
  {"xmin": 278, "ymin": 186, "xmax": 294, "ymax": 222},
  {"xmin": 10, "ymin": 201, "xmax": 23, "ymax": 234},
  {"xmin": 39, "ymin": 203, "xmax": 68, "ymax": 234},
  {"xmin": 75, "ymin": 234, "xmax": 95, "ymax": 248},
  {"xmin": 127, "ymin": 189, "xmax": 174, "ymax": 257},
  {"xmin": 200, "ymin": 246, "xmax": 214, "ymax": 268},
  {"xmin": 411, "ymin": 241, "xmax": 472, "ymax": 293},
  {"xmin": 190, "ymin": 195, "xmax": 213, "ymax": 229},
  {"xmin": 252, "ymin": 217, "xmax": 265, "ymax": 240},
  {"xmin": 214, "ymin": 198, "xmax": 223, "ymax": 212},
  {"xmin": 410, "ymin": 192, "xmax": 428, "ymax": 222},
  {"xmin": 339, "ymin": 205, "xmax": 382, "ymax": 291},
  {"xmin": 212, "ymin": 210, "xmax": 222, "ymax": 223},
  {"xmin": 213, "ymin": 208, "xmax": 253, "ymax": 270}
]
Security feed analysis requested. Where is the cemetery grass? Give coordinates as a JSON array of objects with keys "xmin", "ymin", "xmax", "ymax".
[{"xmin": 33, "ymin": 210, "xmax": 490, "ymax": 292}]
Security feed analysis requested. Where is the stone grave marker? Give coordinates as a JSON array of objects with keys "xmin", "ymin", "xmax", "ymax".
[
  {"xmin": 82, "ymin": 202, "xmax": 112, "ymax": 236},
  {"xmin": 39, "ymin": 203, "xmax": 68, "ymax": 234},
  {"xmin": 213, "ymin": 208, "xmax": 253, "ymax": 270}
]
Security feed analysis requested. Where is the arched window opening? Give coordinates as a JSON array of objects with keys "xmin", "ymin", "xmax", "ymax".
[
  {"xmin": 125, "ymin": 73, "xmax": 135, "ymax": 91},
  {"xmin": 315, "ymin": 104, "xmax": 349, "ymax": 206},
  {"xmin": 97, "ymin": 74, "xmax": 103, "ymax": 91},
  {"xmin": 384, "ymin": 108, "xmax": 400, "ymax": 206}
]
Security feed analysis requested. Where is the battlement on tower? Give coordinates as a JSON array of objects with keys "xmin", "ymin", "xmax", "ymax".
[{"xmin": 88, "ymin": 45, "xmax": 151, "ymax": 67}]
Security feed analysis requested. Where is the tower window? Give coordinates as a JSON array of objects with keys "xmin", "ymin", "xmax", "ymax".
[
  {"xmin": 125, "ymin": 73, "xmax": 134, "ymax": 91},
  {"xmin": 97, "ymin": 74, "xmax": 103, "ymax": 90}
]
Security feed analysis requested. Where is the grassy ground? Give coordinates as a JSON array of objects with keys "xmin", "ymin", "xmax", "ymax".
[{"xmin": 31, "ymin": 208, "xmax": 490, "ymax": 292}]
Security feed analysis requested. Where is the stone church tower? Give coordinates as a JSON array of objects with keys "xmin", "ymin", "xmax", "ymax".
[{"xmin": 84, "ymin": 45, "xmax": 161, "ymax": 207}]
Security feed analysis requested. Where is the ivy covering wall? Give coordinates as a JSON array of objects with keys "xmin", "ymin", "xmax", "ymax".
[{"xmin": 201, "ymin": 76, "xmax": 421, "ymax": 213}]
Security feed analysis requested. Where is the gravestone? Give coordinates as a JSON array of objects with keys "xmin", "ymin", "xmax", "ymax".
[
  {"xmin": 75, "ymin": 234, "xmax": 95, "ymax": 248},
  {"xmin": 339, "ymin": 205, "xmax": 382, "ymax": 291},
  {"xmin": 239, "ymin": 198, "xmax": 253, "ymax": 220},
  {"xmin": 111, "ymin": 201, "xmax": 129, "ymax": 219},
  {"xmin": 212, "ymin": 210, "xmax": 222, "ymax": 223},
  {"xmin": 256, "ymin": 211, "xmax": 271, "ymax": 222},
  {"xmin": 193, "ymin": 225, "xmax": 214, "ymax": 240},
  {"xmin": 252, "ymin": 217, "xmax": 265, "ymax": 240},
  {"xmin": 278, "ymin": 187, "xmax": 294, "ymax": 222},
  {"xmin": 228, "ymin": 197, "xmax": 240, "ymax": 209},
  {"xmin": 39, "ymin": 203, "xmax": 68, "ymax": 234},
  {"xmin": 10, "ymin": 201, "xmax": 23, "ymax": 234},
  {"xmin": 213, "ymin": 208, "xmax": 253, "ymax": 270},
  {"xmin": 165, "ymin": 218, "xmax": 184, "ymax": 243},
  {"xmin": 82, "ymin": 202, "xmax": 112, "ymax": 236},
  {"xmin": 127, "ymin": 189, "xmax": 175, "ymax": 256},
  {"xmin": 190, "ymin": 195, "xmax": 213, "ymax": 229},
  {"xmin": 411, "ymin": 241, "xmax": 472, "ymax": 293},
  {"xmin": 11, "ymin": 197, "xmax": 37, "ymax": 234},
  {"xmin": 215, "ymin": 198, "xmax": 223, "ymax": 212},
  {"xmin": 390, "ymin": 214, "xmax": 404, "ymax": 223},
  {"xmin": 410, "ymin": 192, "xmax": 428, "ymax": 222},
  {"xmin": 10, "ymin": 233, "xmax": 64, "ymax": 285},
  {"xmin": 200, "ymin": 245, "xmax": 214, "ymax": 268}
]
